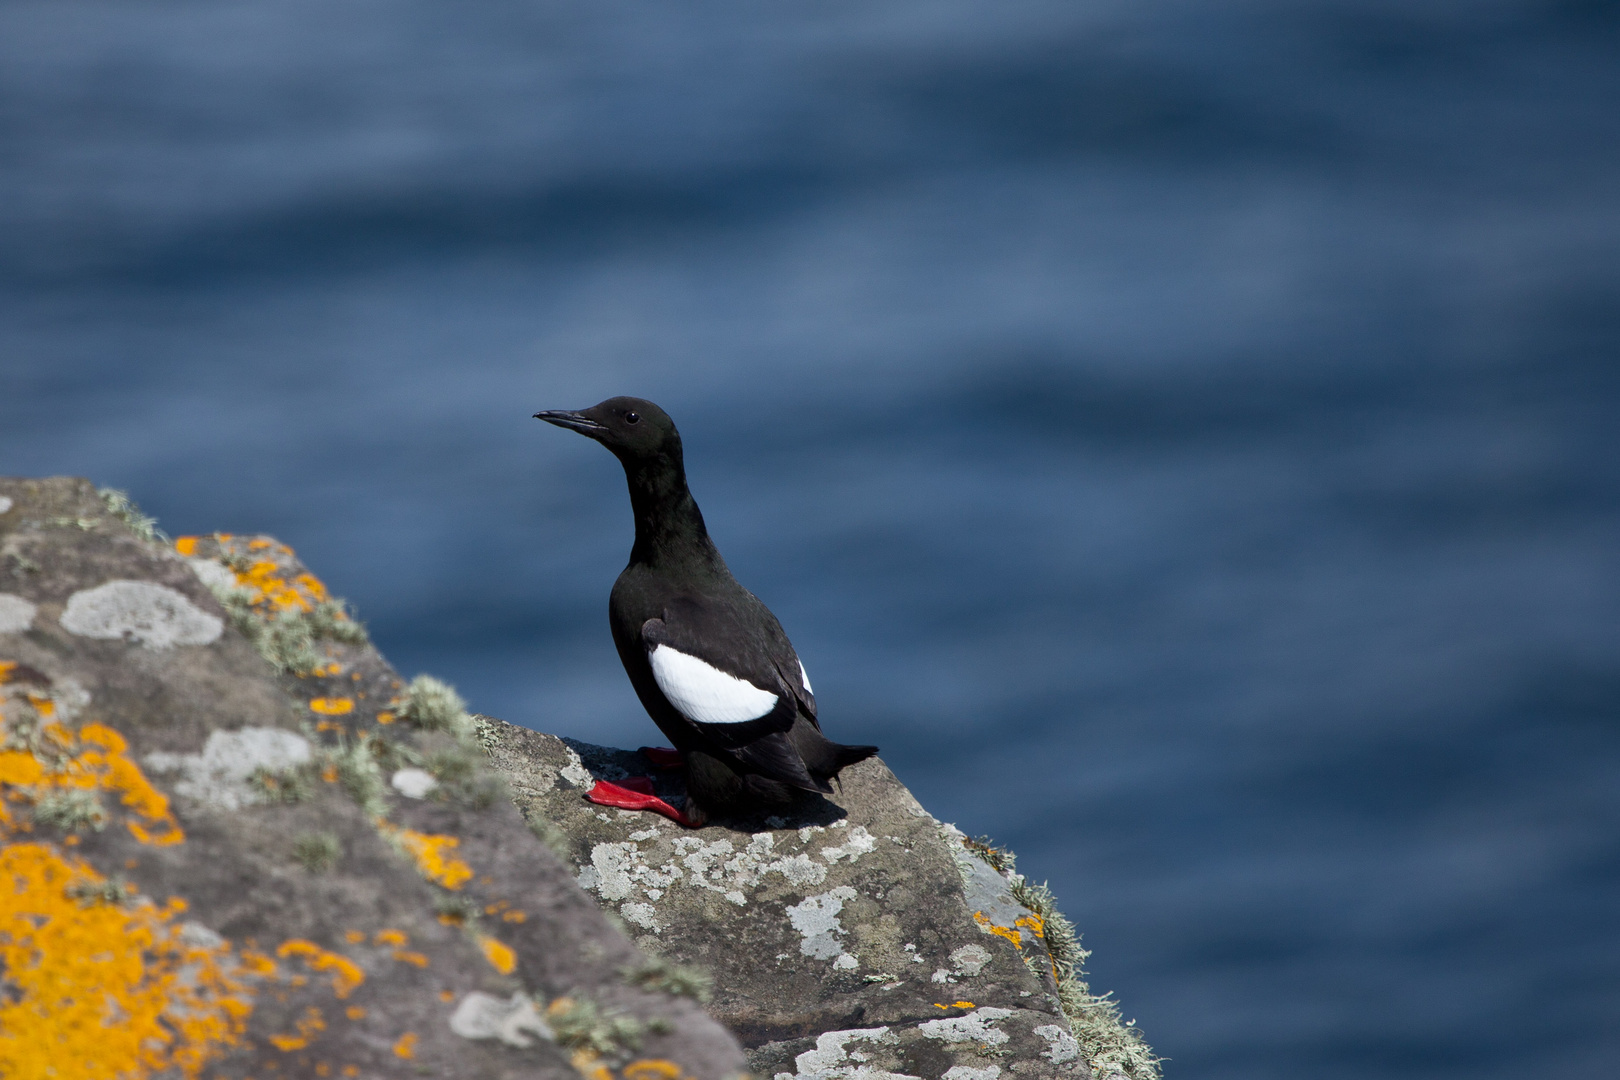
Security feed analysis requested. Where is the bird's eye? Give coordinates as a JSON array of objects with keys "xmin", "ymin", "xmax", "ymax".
[{"xmin": 624, "ymin": 412, "xmax": 640, "ymax": 425}]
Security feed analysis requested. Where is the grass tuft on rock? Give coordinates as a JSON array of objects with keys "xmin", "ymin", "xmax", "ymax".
[
  {"xmin": 544, "ymin": 995, "xmax": 644, "ymax": 1059},
  {"xmin": 292, "ymin": 831, "xmax": 343, "ymax": 873},
  {"xmin": 396, "ymin": 675, "xmax": 475, "ymax": 740},
  {"xmin": 98, "ymin": 487, "xmax": 166, "ymax": 543}
]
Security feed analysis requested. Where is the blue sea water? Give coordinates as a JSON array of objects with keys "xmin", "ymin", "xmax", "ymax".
[{"xmin": 2, "ymin": 1, "xmax": 1617, "ymax": 1075}]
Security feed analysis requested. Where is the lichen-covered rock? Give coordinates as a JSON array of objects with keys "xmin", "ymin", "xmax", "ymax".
[
  {"xmin": 481, "ymin": 726, "xmax": 1103, "ymax": 1080},
  {"xmin": 0, "ymin": 477, "xmax": 748, "ymax": 1080}
]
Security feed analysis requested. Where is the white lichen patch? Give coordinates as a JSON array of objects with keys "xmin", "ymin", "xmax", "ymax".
[
  {"xmin": 787, "ymin": 886, "xmax": 858, "ymax": 960},
  {"xmin": 185, "ymin": 558, "xmax": 238, "ymax": 596},
  {"xmin": 390, "ymin": 767, "xmax": 439, "ymax": 799},
  {"xmin": 833, "ymin": 953, "xmax": 858, "ymax": 971},
  {"xmin": 571, "ymin": 814, "xmax": 883, "ymax": 934},
  {"xmin": 0, "ymin": 594, "xmax": 37, "ymax": 634},
  {"xmin": 917, "ymin": 1008, "xmax": 1015, "ymax": 1048},
  {"xmin": 60, "ymin": 580, "xmax": 222, "ymax": 648},
  {"xmin": 450, "ymin": 991, "xmax": 554, "ymax": 1048},
  {"xmin": 0, "ymin": 496, "xmax": 12, "ymax": 514},
  {"xmin": 775, "ymin": 1026, "xmax": 919, "ymax": 1080},
  {"xmin": 821, "ymin": 826, "xmax": 876, "ymax": 863},
  {"xmin": 620, "ymin": 901, "xmax": 664, "ymax": 932},
  {"xmin": 1034, "ymin": 1024, "xmax": 1080, "ymax": 1064},
  {"xmin": 145, "ymin": 727, "xmax": 312, "ymax": 810},
  {"xmin": 949, "ymin": 944, "xmax": 992, "ymax": 977},
  {"xmin": 558, "ymin": 745, "xmax": 596, "ymax": 789},
  {"xmin": 942, "ymin": 1067, "xmax": 1002, "ymax": 1080}
]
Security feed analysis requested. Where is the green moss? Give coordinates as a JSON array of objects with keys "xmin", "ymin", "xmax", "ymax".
[
  {"xmin": 330, "ymin": 734, "xmax": 389, "ymax": 818},
  {"xmin": 66, "ymin": 875, "xmax": 134, "ymax": 907},
  {"xmin": 248, "ymin": 763, "xmax": 317, "ymax": 804},
  {"xmin": 433, "ymin": 894, "xmax": 483, "ymax": 930},
  {"xmin": 621, "ymin": 955, "xmax": 713, "ymax": 1003},
  {"xmin": 32, "ymin": 789, "xmax": 108, "ymax": 833},
  {"xmin": 292, "ymin": 831, "xmax": 343, "ymax": 873},
  {"xmin": 544, "ymin": 995, "xmax": 645, "ymax": 1059},
  {"xmin": 97, "ymin": 488, "xmax": 165, "ymax": 544},
  {"xmin": 996, "ymin": 864, "xmax": 1161, "ymax": 1080}
]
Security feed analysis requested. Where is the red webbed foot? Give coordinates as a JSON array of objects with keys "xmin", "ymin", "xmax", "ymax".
[{"xmin": 585, "ymin": 778, "xmax": 699, "ymax": 827}]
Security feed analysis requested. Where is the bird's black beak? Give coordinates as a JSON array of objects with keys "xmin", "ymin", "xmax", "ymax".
[{"xmin": 534, "ymin": 409, "xmax": 608, "ymax": 437}]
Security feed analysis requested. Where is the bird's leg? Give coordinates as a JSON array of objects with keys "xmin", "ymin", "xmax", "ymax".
[
  {"xmin": 638, "ymin": 746, "xmax": 684, "ymax": 770},
  {"xmin": 585, "ymin": 778, "xmax": 699, "ymax": 828}
]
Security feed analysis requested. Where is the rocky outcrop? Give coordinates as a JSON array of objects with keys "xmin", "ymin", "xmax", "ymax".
[
  {"xmin": 483, "ymin": 730, "xmax": 1102, "ymax": 1080},
  {"xmin": 0, "ymin": 477, "xmax": 746, "ymax": 1080},
  {"xmin": 0, "ymin": 476, "xmax": 1157, "ymax": 1080}
]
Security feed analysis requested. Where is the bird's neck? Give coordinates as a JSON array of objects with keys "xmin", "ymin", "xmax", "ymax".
[{"xmin": 623, "ymin": 458, "xmax": 723, "ymax": 571}]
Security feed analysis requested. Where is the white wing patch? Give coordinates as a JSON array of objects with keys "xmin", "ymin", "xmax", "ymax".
[
  {"xmin": 798, "ymin": 659, "xmax": 813, "ymax": 695},
  {"xmin": 649, "ymin": 645, "xmax": 778, "ymax": 725}
]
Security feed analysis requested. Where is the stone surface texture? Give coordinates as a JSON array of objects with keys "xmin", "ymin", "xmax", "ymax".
[
  {"xmin": 483, "ymin": 725, "xmax": 1095, "ymax": 1080},
  {"xmin": 0, "ymin": 476, "xmax": 747, "ymax": 1080}
]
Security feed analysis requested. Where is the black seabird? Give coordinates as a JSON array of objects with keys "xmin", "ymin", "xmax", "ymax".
[{"xmin": 536, "ymin": 396, "xmax": 878, "ymax": 826}]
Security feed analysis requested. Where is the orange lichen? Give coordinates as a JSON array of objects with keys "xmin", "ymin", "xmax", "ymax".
[
  {"xmin": 932, "ymin": 1001, "xmax": 976, "ymax": 1010},
  {"xmin": 275, "ymin": 941, "xmax": 364, "ymax": 1000},
  {"xmin": 438, "ymin": 990, "xmax": 455, "ymax": 1003},
  {"xmin": 478, "ymin": 935, "xmax": 516, "ymax": 975},
  {"xmin": 973, "ymin": 910, "xmax": 1024, "ymax": 947},
  {"xmin": 623, "ymin": 1061, "xmax": 691, "ymax": 1080},
  {"xmin": 373, "ymin": 928, "xmax": 407, "ymax": 947},
  {"xmin": 346, "ymin": 1005, "xmax": 367, "ymax": 1021},
  {"xmin": 309, "ymin": 698, "xmax": 353, "ymax": 716},
  {"xmin": 571, "ymin": 1049, "xmax": 614, "ymax": 1080},
  {"xmin": 1, "ymin": 718, "xmax": 185, "ymax": 846},
  {"xmin": 1014, "ymin": 913, "xmax": 1045, "ymax": 938},
  {"xmin": 221, "ymin": 547, "xmax": 337, "ymax": 618},
  {"xmin": 0, "ymin": 843, "xmax": 252, "ymax": 1078},
  {"xmin": 378, "ymin": 824, "xmax": 473, "ymax": 890},
  {"xmin": 502, "ymin": 909, "xmax": 528, "ymax": 923},
  {"xmin": 174, "ymin": 536, "xmax": 199, "ymax": 556},
  {"xmin": 392, "ymin": 1032, "xmax": 418, "ymax": 1059},
  {"xmin": 374, "ymin": 711, "xmax": 395, "ymax": 725},
  {"xmin": 343, "ymin": 930, "xmax": 366, "ymax": 944},
  {"xmin": 268, "ymin": 1006, "xmax": 326, "ymax": 1051},
  {"xmin": 392, "ymin": 950, "xmax": 429, "ymax": 968}
]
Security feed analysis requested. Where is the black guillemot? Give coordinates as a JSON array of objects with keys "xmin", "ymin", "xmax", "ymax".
[{"xmin": 535, "ymin": 396, "xmax": 878, "ymax": 827}]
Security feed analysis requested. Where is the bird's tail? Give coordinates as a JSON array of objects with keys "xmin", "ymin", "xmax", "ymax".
[{"xmin": 832, "ymin": 743, "xmax": 879, "ymax": 771}]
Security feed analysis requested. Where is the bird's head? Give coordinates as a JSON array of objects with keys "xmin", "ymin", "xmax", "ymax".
[{"xmin": 534, "ymin": 397, "xmax": 681, "ymax": 464}]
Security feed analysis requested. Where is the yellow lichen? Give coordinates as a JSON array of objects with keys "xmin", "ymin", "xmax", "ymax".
[
  {"xmin": 973, "ymin": 910, "xmax": 1024, "ymax": 947},
  {"xmin": 478, "ymin": 935, "xmax": 516, "ymax": 975},
  {"xmin": 1, "ymin": 716, "xmax": 184, "ymax": 847},
  {"xmin": 275, "ymin": 940, "xmax": 365, "ymax": 1000},
  {"xmin": 268, "ymin": 1006, "xmax": 326, "ymax": 1051},
  {"xmin": 0, "ymin": 843, "xmax": 252, "ymax": 1078},
  {"xmin": 377, "ymin": 824, "xmax": 473, "ymax": 890},
  {"xmin": 623, "ymin": 1060, "xmax": 691, "ymax": 1080}
]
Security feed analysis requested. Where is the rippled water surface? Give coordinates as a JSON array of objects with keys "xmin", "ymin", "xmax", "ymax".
[{"xmin": 3, "ymin": 2, "xmax": 1617, "ymax": 1076}]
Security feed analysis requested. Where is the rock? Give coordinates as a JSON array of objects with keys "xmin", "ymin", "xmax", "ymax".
[
  {"xmin": 0, "ymin": 477, "xmax": 748, "ymax": 1080},
  {"xmin": 480, "ymin": 726, "xmax": 1121, "ymax": 1080}
]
